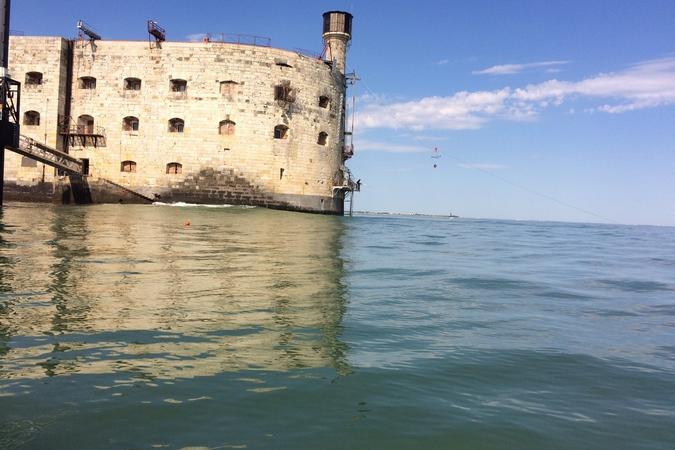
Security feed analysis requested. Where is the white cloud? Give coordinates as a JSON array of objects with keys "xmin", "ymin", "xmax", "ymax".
[
  {"xmin": 356, "ymin": 56, "xmax": 675, "ymax": 130},
  {"xmin": 473, "ymin": 60, "xmax": 570, "ymax": 75},
  {"xmin": 437, "ymin": 59, "xmax": 449, "ymax": 65},
  {"xmin": 459, "ymin": 163, "xmax": 508, "ymax": 170},
  {"xmin": 355, "ymin": 139, "xmax": 427, "ymax": 153}
]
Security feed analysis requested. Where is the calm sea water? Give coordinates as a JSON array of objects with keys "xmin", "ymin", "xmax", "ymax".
[{"xmin": 1, "ymin": 203, "xmax": 675, "ymax": 449}]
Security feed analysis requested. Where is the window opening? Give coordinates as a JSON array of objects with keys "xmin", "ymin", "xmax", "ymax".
[
  {"xmin": 79, "ymin": 76, "xmax": 96, "ymax": 89},
  {"xmin": 220, "ymin": 80, "xmax": 238, "ymax": 95},
  {"xmin": 170, "ymin": 79, "xmax": 187, "ymax": 92},
  {"xmin": 80, "ymin": 158, "xmax": 90, "ymax": 176},
  {"xmin": 317, "ymin": 132, "xmax": 328, "ymax": 145},
  {"xmin": 168, "ymin": 118, "xmax": 184, "ymax": 133},
  {"xmin": 23, "ymin": 110, "xmax": 40, "ymax": 126},
  {"xmin": 166, "ymin": 162, "xmax": 182, "ymax": 174},
  {"xmin": 274, "ymin": 124, "xmax": 288, "ymax": 139},
  {"xmin": 123, "ymin": 116, "xmax": 139, "ymax": 131},
  {"xmin": 219, "ymin": 119, "xmax": 236, "ymax": 135},
  {"xmin": 124, "ymin": 77, "xmax": 141, "ymax": 90},
  {"xmin": 121, "ymin": 160, "xmax": 137, "ymax": 172},
  {"xmin": 26, "ymin": 72, "xmax": 43, "ymax": 86},
  {"xmin": 77, "ymin": 115, "xmax": 95, "ymax": 134}
]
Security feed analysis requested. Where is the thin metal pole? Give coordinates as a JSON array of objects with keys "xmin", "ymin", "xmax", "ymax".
[{"xmin": 0, "ymin": 0, "xmax": 11, "ymax": 206}]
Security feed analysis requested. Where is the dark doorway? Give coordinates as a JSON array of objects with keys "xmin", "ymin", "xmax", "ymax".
[{"xmin": 80, "ymin": 158, "xmax": 90, "ymax": 176}]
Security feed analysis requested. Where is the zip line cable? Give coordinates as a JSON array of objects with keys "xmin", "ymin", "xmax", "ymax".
[{"xmin": 436, "ymin": 148, "xmax": 615, "ymax": 223}]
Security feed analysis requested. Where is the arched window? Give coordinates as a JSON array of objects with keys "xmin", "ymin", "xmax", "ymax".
[
  {"xmin": 170, "ymin": 79, "xmax": 187, "ymax": 92},
  {"xmin": 123, "ymin": 116, "xmax": 139, "ymax": 131},
  {"xmin": 25, "ymin": 72, "xmax": 43, "ymax": 86},
  {"xmin": 168, "ymin": 118, "xmax": 184, "ymax": 133},
  {"xmin": 124, "ymin": 77, "xmax": 141, "ymax": 90},
  {"xmin": 166, "ymin": 162, "xmax": 182, "ymax": 174},
  {"xmin": 318, "ymin": 96, "xmax": 330, "ymax": 108},
  {"xmin": 120, "ymin": 160, "xmax": 137, "ymax": 172},
  {"xmin": 23, "ymin": 110, "xmax": 40, "ymax": 126},
  {"xmin": 220, "ymin": 80, "xmax": 238, "ymax": 95},
  {"xmin": 317, "ymin": 132, "xmax": 328, "ymax": 145},
  {"xmin": 78, "ymin": 76, "xmax": 96, "ymax": 89},
  {"xmin": 273, "ymin": 124, "xmax": 288, "ymax": 139},
  {"xmin": 77, "ymin": 114, "xmax": 95, "ymax": 134},
  {"xmin": 219, "ymin": 119, "xmax": 235, "ymax": 135}
]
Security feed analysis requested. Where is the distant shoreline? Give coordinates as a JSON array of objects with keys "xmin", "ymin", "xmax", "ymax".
[{"xmin": 353, "ymin": 211, "xmax": 459, "ymax": 218}]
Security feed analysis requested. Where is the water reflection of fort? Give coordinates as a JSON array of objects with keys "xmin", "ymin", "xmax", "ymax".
[{"xmin": 0, "ymin": 204, "xmax": 350, "ymax": 381}]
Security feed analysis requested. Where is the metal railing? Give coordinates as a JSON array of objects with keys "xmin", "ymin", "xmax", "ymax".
[{"xmin": 205, "ymin": 33, "xmax": 271, "ymax": 47}]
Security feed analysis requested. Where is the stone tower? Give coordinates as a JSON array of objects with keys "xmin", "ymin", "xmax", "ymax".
[{"xmin": 322, "ymin": 11, "xmax": 352, "ymax": 74}]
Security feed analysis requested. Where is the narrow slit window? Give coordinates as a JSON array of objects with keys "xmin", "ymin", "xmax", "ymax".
[
  {"xmin": 121, "ymin": 160, "xmax": 137, "ymax": 172},
  {"xmin": 166, "ymin": 162, "xmax": 182, "ymax": 174},
  {"xmin": 318, "ymin": 96, "xmax": 330, "ymax": 108},
  {"xmin": 168, "ymin": 118, "xmax": 184, "ymax": 133}
]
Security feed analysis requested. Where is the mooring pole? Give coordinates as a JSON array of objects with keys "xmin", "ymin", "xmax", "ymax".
[{"xmin": 0, "ymin": 0, "xmax": 11, "ymax": 206}]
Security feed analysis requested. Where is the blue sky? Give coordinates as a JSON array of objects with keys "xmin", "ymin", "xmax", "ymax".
[{"xmin": 12, "ymin": 1, "xmax": 675, "ymax": 225}]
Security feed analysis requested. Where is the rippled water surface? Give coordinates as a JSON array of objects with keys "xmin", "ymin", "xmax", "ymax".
[{"xmin": 1, "ymin": 203, "xmax": 675, "ymax": 449}]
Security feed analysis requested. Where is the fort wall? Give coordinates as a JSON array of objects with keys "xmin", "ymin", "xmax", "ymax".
[{"xmin": 4, "ymin": 13, "xmax": 354, "ymax": 213}]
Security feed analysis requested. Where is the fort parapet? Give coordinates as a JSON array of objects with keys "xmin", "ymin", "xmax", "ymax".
[{"xmin": 3, "ymin": 11, "xmax": 357, "ymax": 214}]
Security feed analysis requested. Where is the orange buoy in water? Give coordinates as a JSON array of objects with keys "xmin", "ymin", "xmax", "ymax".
[{"xmin": 184, "ymin": 220, "xmax": 191, "ymax": 227}]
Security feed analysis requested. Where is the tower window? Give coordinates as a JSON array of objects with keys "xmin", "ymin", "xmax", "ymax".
[
  {"xmin": 166, "ymin": 162, "xmax": 182, "ymax": 174},
  {"xmin": 78, "ymin": 76, "xmax": 96, "ymax": 89},
  {"xmin": 121, "ymin": 160, "xmax": 137, "ymax": 172},
  {"xmin": 274, "ymin": 124, "xmax": 288, "ymax": 139},
  {"xmin": 318, "ymin": 96, "xmax": 330, "ymax": 108},
  {"xmin": 23, "ymin": 110, "xmax": 40, "ymax": 126},
  {"xmin": 220, "ymin": 80, "xmax": 238, "ymax": 95},
  {"xmin": 25, "ymin": 72, "xmax": 43, "ymax": 86},
  {"xmin": 219, "ymin": 119, "xmax": 236, "ymax": 135},
  {"xmin": 123, "ymin": 116, "xmax": 140, "ymax": 131},
  {"xmin": 317, "ymin": 132, "xmax": 328, "ymax": 146},
  {"xmin": 168, "ymin": 118, "xmax": 184, "ymax": 133},
  {"xmin": 170, "ymin": 79, "xmax": 187, "ymax": 92},
  {"xmin": 124, "ymin": 77, "xmax": 142, "ymax": 90}
]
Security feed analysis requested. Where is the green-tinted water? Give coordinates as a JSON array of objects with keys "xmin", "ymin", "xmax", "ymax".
[{"xmin": 1, "ymin": 203, "xmax": 674, "ymax": 449}]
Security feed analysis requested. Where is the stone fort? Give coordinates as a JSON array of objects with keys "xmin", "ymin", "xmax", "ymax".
[{"xmin": 4, "ymin": 11, "xmax": 357, "ymax": 214}]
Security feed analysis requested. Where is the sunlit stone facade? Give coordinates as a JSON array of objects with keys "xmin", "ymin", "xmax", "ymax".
[{"xmin": 4, "ymin": 12, "xmax": 354, "ymax": 214}]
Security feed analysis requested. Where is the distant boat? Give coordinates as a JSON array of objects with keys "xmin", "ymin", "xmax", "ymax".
[{"xmin": 448, "ymin": 212, "xmax": 459, "ymax": 218}]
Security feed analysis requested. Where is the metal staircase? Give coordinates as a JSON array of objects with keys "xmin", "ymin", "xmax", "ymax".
[{"xmin": 7, "ymin": 134, "xmax": 83, "ymax": 174}]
